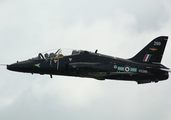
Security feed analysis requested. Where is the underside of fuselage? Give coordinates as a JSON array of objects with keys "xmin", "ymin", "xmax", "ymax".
[{"xmin": 68, "ymin": 71, "xmax": 168, "ymax": 83}]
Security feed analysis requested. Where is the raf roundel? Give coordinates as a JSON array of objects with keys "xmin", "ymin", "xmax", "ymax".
[{"xmin": 125, "ymin": 66, "xmax": 130, "ymax": 72}]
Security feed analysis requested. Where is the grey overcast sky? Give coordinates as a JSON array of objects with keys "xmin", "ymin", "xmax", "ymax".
[{"xmin": 0, "ymin": 0, "xmax": 171, "ymax": 120}]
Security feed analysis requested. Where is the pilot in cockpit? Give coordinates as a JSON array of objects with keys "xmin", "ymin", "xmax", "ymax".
[
  {"xmin": 44, "ymin": 52, "xmax": 63, "ymax": 60},
  {"xmin": 44, "ymin": 53, "xmax": 56, "ymax": 59},
  {"xmin": 44, "ymin": 53, "xmax": 49, "ymax": 59}
]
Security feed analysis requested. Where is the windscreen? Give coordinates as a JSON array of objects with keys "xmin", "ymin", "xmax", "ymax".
[{"xmin": 32, "ymin": 48, "xmax": 80, "ymax": 60}]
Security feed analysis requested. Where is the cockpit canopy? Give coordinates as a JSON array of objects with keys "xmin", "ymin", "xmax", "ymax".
[{"xmin": 32, "ymin": 48, "xmax": 81, "ymax": 60}]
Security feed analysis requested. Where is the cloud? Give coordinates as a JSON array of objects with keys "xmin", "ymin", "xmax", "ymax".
[{"xmin": 0, "ymin": 0, "xmax": 171, "ymax": 120}]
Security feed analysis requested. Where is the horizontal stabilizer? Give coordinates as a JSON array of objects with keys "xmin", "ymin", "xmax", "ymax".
[{"xmin": 160, "ymin": 68, "xmax": 171, "ymax": 72}]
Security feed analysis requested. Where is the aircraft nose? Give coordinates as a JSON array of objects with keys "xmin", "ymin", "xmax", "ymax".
[
  {"xmin": 7, "ymin": 61, "xmax": 31, "ymax": 72},
  {"xmin": 7, "ymin": 63, "xmax": 22, "ymax": 71},
  {"xmin": 7, "ymin": 65, "xmax": 10, "ymax": 70}
]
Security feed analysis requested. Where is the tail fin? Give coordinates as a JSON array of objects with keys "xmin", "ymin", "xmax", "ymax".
[{"xmin": 129, "ymin": 36, "xmax": 168, "ymax": 64}]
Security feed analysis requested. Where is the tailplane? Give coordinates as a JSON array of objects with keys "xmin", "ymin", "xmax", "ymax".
[{"xmin": 129, "ymin": 36, "xmax": 168, "ymax": 64}]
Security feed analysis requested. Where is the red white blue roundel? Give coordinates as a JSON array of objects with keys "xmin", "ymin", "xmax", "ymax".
[{"xmin": 125, "ymin": 66, "xmax": 130, "ymax": 72}]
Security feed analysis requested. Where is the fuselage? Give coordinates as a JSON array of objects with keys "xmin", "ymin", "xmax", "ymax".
[{"xmin": 7, "ymin": 50, "xmax": 169, "ymax": 84}]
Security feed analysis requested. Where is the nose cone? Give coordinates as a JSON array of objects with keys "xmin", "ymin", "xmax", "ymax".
[
  {"xmin": 7, "ymin": 62, "xmax": 24, "ymax": 72},
  {"xmin": 7, "ymin": 60, "xmax": 32, "ymax": 72},
  {"xmin": 7, "ymin": 64, "xmax": 15, "ymax": 71}
]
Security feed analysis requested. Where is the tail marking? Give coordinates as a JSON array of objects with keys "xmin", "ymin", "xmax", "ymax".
[{"xmin": 143, "ymin": 54, "xmax": 151, "ymax": 62}]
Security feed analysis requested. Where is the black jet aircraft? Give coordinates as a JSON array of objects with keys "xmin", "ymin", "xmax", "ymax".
[{"xmin": 7, "ymin": 36, "xmax": 170, "ymax": 84}]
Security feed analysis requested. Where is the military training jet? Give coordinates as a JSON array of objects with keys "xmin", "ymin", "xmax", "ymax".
[{"xmin": 7, "ymin": 36, "xmax": 170, "ymax": 84}]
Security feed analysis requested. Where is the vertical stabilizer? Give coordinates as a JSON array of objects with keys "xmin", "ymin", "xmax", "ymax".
[{"xmin": 130, "ymin": 36, "xmax": 168, "ymax": 63}]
